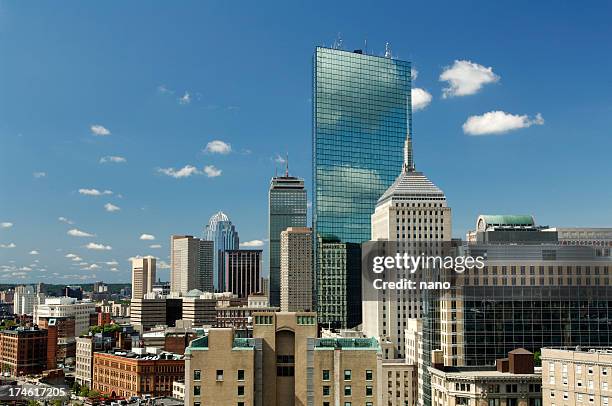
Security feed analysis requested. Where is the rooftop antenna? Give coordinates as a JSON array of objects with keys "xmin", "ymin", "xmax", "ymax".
[
  {"xmin": 333, "ymin": 33, "xmax": 343, "ymax": 50},
  {"xmin": 384, "ymin": 42, "xmax": 392, "ymax": 58},
  {"xmin": 364, "ymin": 38, "xmax": 368, "ymax": 54},
  {"xmin": 285, "ymin": 153, "xmax": 289, "ymax": 177}
]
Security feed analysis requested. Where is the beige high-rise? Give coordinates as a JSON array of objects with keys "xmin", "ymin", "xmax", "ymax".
[
  {"xmin": 280, "ymin": 227, "xmax": 313, "ymax": 312},
  {"xmin": 364, "ymin": 128, "xmax": 451, "ymax": 359},
  {"xmin": 131, "ymin": 256, "xmax": 156, "ymax": 300},
  {"xmin": 170, "ymin": 235, "xmax": 214, "ymax": 294}
]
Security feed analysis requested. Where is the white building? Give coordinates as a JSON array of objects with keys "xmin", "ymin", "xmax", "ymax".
[
  {"xmin": 34, "ymin": 297, "xmax": 97, "ymax": 336},
  {"xmin": 363, "ymin": 129, "xmax": 452, "ymax": 359},
  {"xmin": 75, "ymin": 336, "xmax": 94, "ymax": 388},
  {"xmin": 131, "ymin": 256, "xmax": 156, "ymax": 300},
  {"xmin": 170, "ymin": 235, "xmax": 214, "ymax": 294},
  {"xmin": 13, "ymin": 285, "xmax": 44, "ymax": 315},
  {"xmin": 280, "ymin": 227, "xmax": 313, "ymax": 312}
]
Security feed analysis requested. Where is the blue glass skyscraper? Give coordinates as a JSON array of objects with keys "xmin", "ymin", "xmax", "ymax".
[
  {"xmin": 204, "ymin": 211, "xmax": 239, "ymax": 291},
  {"xmin": 313, "ymin": 46, "xmax": 412, "ymax": 327}
]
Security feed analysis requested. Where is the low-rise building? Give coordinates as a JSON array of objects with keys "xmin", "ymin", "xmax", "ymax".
[
  {"xmin": 542, "ymin": 347, "xmax": 612, "ymax": 406},
  {"xmin": 34, "ymin": 297, "xmax": 96, "ymax": 336},
  {"xmin": 429, "ymin": 349, "xmax": 542, "ymax": 406},
  {"xmin": 382, "ymin": 359, "xmax": 417, "ymax": 406},
  {"xmin": 92, "ymin": 348, "xmax": 185, "ymax": 398},
  {"xmin": 0, "ymin": 327, "xmax": 48, "ymax": 376}
]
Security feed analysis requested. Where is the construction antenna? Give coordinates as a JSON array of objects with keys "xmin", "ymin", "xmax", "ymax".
[
  {"xmin": 333, "ymin": 33, "xmax": 343, "ymax": 50},
  {"xmin": 285, "ymin": 153, "xmax": 289, "ymax": 177},
  {"xmin": 384, "ymin": 42, "xmax": 392, "ymax": 58}
]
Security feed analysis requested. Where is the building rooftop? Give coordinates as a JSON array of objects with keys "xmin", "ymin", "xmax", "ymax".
[
  {"xmin": 99, "ymin": 349, "xmax": 184, "ymax": 361},
  {"xmin": 314, "ymin": 337, "xmax": 380, "ymax": 351},
  {"xmin": 429, "ymin": 366, "xmax": 542, "ymax": 379},
  {"xmin": 377, "ymin": 171, "xmax": 446, "ymax": 205},
  {"xmin": 185, "ymin": 335, "xmax": 257, "ymax": 353}
]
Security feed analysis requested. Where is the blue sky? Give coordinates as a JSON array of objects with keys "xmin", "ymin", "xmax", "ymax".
[{"xmin": 1, "ymin": 1, "xmax": 611, "ymax": 283}]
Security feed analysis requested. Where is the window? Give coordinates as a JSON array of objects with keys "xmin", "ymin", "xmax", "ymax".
[
  {"xmin": 365, "ymin": 370, "xmax": 373, "ymax": 381},
  {"xmin": 237, "ymin": 369, "xmax": 245, "ymax": 381},
  {"xmin": 194, "ymin": 403, "xmax": 200, "ymax": 406},
  {"xmin": 194, "ymin": 369, "xmax": 201, "ymax": 381},
  {"xmin": 344, "ymin": 385, "xmax": 351, "ymax": 396},
  {"xmin": 237, "ymin": 386, "xmax": 244, "ymax": 396},
  {"xmin": 603, "ymin": 368, "xmax": 609, "ymax": 376},
  {"xmin": 343, "ymin": 402, "xmax": 352, "ymax": 406},
  {"xmin": 216, "ymin": 370, "xmax": 224, "ymax": 381},
  {"xmin": 366, "ymin": 385, "xmax": 373, "ymax": 396},
  {"xmin": 344, "ymin": 370, "xmax": 352, "ymax": 381},
  {"xmin": 193, "ymin": 386, "xmax": 201, "ymax": 396},
  {"xmin": 323, "ymin": 369, "xmax": 330, "ymax": 381},
  {"xmin": 323, "ymin": 385, "xmax": 330, "ymax": 396},
  {"xmin": 238, "ymin": 403, "xmax": 245, "ymax": 406}
]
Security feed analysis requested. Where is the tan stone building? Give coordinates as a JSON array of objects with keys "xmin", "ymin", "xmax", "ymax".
[
  {"xmin": 542, "ymin": 347, "xmax": 612, "ymax": 406},
  {"xmin": 280, "ymin": 227, "xmax": 313, "ymax": 312},
  {"xmin": 131, "ymin": 256, "xmax": 156, "ymax": 300},
  {"xmin": 382, "ymin": 359, "xmax": 418, "ymax": 406},
  {"xmin": 429, "ymin": 349, "xmax": 542, "ymax": 406}
]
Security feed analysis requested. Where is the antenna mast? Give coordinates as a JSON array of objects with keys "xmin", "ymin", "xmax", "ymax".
[
  {"xmin": 285, "ymin": 153, "xmax": 289, "ymax": 177},
  {"xmin": 385, "ymin": 42, "xmax": 392, "ymax": 58}
]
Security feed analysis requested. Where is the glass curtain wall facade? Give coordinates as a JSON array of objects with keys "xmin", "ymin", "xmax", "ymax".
[
  {"xmin": 268, "ymin": 176, "xmax": 307, "ymax": 307},
  {"xmin": 313, "ymin": 46, "xmax": 411, "ymax": 327},
  {"xmin": 204, "ymin": 211, "xmax": 239, "ymax": 292}
]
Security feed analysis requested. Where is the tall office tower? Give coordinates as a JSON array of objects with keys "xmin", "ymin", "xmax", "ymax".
[
  {"xmin": 204, "ymin": 211, "xmax": 239, "ymax": 291},
  {"xmin": 170, "ymin": 235, "xmax": 214, "ymax": 294},
  {"xmin": 131, "ymin": 256, "xmax": 156, "ymax": 300},
  {"xmin": 13, "ymin": 285, "xmax": 38, "ymax": 315},
  {"xmin": 363, "ymin": 128, "xmax": 451, "ymax": 359},
  {"xmin": 224, "ymin": 250, "xmax": 262, "ymax": 298},
  {"xmin": 280, "ymin": 227, "xmax": 313, "ymax": 312},
  {"xmin": 419, "ymin": 239, "xmax": 612, "ymax": 406},
  {"xmin": 313, "ymin": 46, "xmax": 411, "ymax": 327},
  {"xmin": 268, "ymin": 170, "xmax": 307, "ymax": 307}
]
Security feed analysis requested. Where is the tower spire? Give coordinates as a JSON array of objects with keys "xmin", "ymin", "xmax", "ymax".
[
  {"xmin": 285, "ymin": 153, "xmax": 289, "ymax": 177},
  {"xmin": 403, "ymin": 126, "xmax": 415, "ymax": 173}
]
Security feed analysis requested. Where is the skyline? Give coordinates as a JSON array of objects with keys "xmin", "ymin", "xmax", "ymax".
[{"xmin": 1, "ymin": 1, "xmax": 612, "ymax": 283}]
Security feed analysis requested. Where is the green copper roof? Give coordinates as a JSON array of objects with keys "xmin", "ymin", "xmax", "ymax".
[{"xmin": 479, "ymin": 215, "xmax": 535, "ymax": 226}]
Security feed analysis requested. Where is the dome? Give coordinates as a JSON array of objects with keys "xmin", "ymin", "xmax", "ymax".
[{"xmin": 209, "ymin": 211, "xmax": 230, "ymax": 224}]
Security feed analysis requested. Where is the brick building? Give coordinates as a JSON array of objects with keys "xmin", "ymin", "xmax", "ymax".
[{"xmin": 0, "ymin": 327, "xmax": 48, "ymax": 376}]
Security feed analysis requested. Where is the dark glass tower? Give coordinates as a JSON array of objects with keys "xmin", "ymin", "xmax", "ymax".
[
  {"xmin": 268, "ymin": 173, "xmax": 307, "ymax": 306},
  {"xmin": 313, "ymin": 46, "xmax": 412, "ymax": 327}
]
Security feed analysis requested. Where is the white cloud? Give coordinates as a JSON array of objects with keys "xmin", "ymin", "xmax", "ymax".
[
  {"xmin": 204, "ymin": 165, "xmax": 222, "ymax": 178},
  {"xmin": 100, "ymin": 156, "xmax": 127, "ymax": 164},
  {"xmin": 158, "ymin": 165, "xmax": 201, "ymax": 178},
  {"xmin": 0, "ymin": 222, "xmax": 13, "ymax": 228},
  {"xmin": 83, "ymin": 264, "xmax": 100, "ymax": 270},
  {"xmin": 91, "ymin": 124, "xmax": 111, "ymax": 136},
  {"xmin": 65, "ymin": 253, "xmax": 78, "ymax": 258},
  {"xmin": 29, "ymin": 250, "xmax": 39, "ymax": 255},
  {"xmin": 67, "ymin": 228, "xmax": 95, "ymax": 237},
  {"xmin": 158, "ymin": 260, "xmax": 170, "ymax": 269},
  {"xmin": 463, "ymin": 111, "xmax": 544, "ymax": 136},
  {"xmin": 85, "ymin": 242, "xmax": 112, "ymax": 251},
  {"xmin": 0, "ymin": 243, "xmax": 16, "ymax": 248},
  {"xmin": 139, "ymin": 234, "xmax": 155, "ymax": 241},
  {"xmin": 412, "ymin": 88, "xmax": 432, "ymax": 111},
  {"xmin": 157, "ymin": 84, "xmax": 174, "ymax": 95},
  {"xmin": 110, "ymin": 267, "xmax": 119, "ymax": 272},
  {"xmin": 58, "ymin": 217, "xmax": 74, "ymax": 225},
  {"xmin": 104, "ymin": 203, "xmax": 120, "ymax": 212},
  {"xmin": 411, "ymin": 68, "xmax": 418, "ymax": 81},
  {"xmin": 149, "ymin": 244, "xmax": 162, "ymax": 249},
  {"xmin": 79, "ymin": 188, "xmax": 113, "ymax": 196},
  {"xmin": 33, "ymin": 171, "xmax": 47, "ymax": 178},
  {"xmin": 179, "ymin": 92, "xmax": 191, "ymax": 105},
  {"xmin": 104, "ymin": 260, "xmax": 119, "ymax": 266},
  {"xmin": 440, "ymin": 60, "xmax": 500, "ymax": 98},
  {"xmin": 204, "ymin": 140, "xmax": 232, "ymax": 154},
  {"xmin": 274, "ymin": 154, "xmax": 287, "ymax": 164},
  {"xmin": 240, "ymin": 239, "xmax": 265, "ymax": 247}
]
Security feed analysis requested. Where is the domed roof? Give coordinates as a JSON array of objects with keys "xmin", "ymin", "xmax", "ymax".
[
  {"xmin": 377, "ymin": 170, "xmax": 445, "ymax": 205},
  {"xmin": 209, "ymin": 211, "xmax": 229, "ymax": 223}
]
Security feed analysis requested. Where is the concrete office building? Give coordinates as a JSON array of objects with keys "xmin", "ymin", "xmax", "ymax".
[
  {"xmin": 224, "ymin": 249, "xmax": 262, "ymax": 298},
  {"xmin": 549, "ymin": 227, "xmax": 612, "ymax": 257},
  {"xmin": 313, "ymin": 46, "xmax": 412, "ymax": 329},
  {"xmin": 204, "ymin": 211, "xmax": 240, "ymax": 291},
  {"xmin": 429, "ymin": 349, "xmax": 542, "ymax": 406},
  {"xmin": 280, "ymin": 227, "xmax": 313, "ymax": 312},
  {"xmin": 181, "ymin": 290, "xmax": 242, "ymax": 327},
  {"xmin": 130, "ymin": 297, "xmax": 183, "ymax": 332},
  {"xmin": 268, "ymin": 171, "xmax": 307, "ymax": 307},
  {"xmin": 131, "ymin": 256, "xmax": 156, "ymax": 300},
  {"xmin": 34, "ymin": 297, "xmax": 96, "ymax": 336},
  {"xmin": 364, "ymin": 123, "xmax": 451, "ymax": 360},
  {"xmin": 170, "ymin": 235, "xmax": 214, "ymax": 294},
  {"xmin": 542, "ymin": 347, "xmax": 612, "ymax": 406},
  {"xmin": 13, "ymin": 285, "xmax": 43, "ymax": 315},
  {"xmin": 382, "ymin": 359, "xmax": 418, "ymax": 406}
]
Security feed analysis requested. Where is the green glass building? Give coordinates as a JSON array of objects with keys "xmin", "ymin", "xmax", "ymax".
[{"xmin": 313, "ymin": 46, "xmax": 412, "ymax": 327}]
